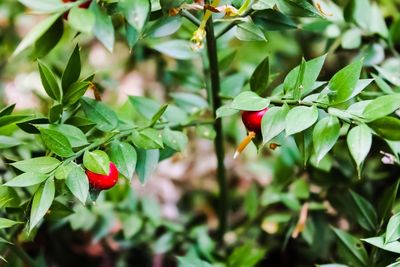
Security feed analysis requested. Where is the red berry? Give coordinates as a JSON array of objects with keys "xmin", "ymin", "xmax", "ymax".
[
  {"xmin": 241, "ymin": 107, "xmax": 269, "ymax": 133},
  {"xmin": 86, "ymin": 162, "xmax": 119, "ymax": 190}
]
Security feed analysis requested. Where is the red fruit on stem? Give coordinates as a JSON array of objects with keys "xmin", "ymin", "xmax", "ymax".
[
  {"xmin": 86, "ymin": 162, "xmax": 119, "ymax": 190},
  {"xmin": 241, "ymin": 107, "xmax": 269, "ymax": 133}
]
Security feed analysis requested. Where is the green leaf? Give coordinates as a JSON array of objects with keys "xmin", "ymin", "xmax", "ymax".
[
  {"xmin": 231, "ymin": 91, "xmax": 270, "ymax": 111},
  {"xmin": 347, "ymin": 124, "xmax": 372, "ymax": 173},
  {"xmin": 12, "ymin": 12, "xmax": 62, "ymax": 58},
  {"xmin": 0, "ymin": 115, "xmax": 31, "ymax": 128},
  {"xmin": 312, "ymin": 116, "xmax": 340, "ymax": 163},
  {"xmin": 216, "ymin": 104, "xmax": 239, "ymax": 118},
  {"xmin": 344, "ymin": 0, "xmax": 371, "ymax": 30},
  {"xmin": 90, "ymin": 1, "xmax": 115, "ymax": 52},
  {"xmin": 3, "ymin": 173, "xmax": 48, "ymax": 187},
  {"xmin": 145, "ymin": 16, "xmax": 182, "ymax": 38},
  {"xmin": 0, "ymin": 104, "xmax": 16, "ymax": 117},
  {"xmin": 162, "ymin": 127, "xmax": 188, "ymax": 152},
  {"xmin": 11, "ymin": 157, "xmax": 61, "ymax": 173},
  {"xmin": 131, "ymin": 128, "xmax": 163, "ymax": 149},
  {"xmin": 235, "ymin": 20, "xmax": 267, "ymax": 42},
  {"xmin": 33, "ymin": 17, "xmax": 64, "ymax": 58},
  {"xmin": 253, "ymin": 9, "xmax": 297, "ymax": 31},
  {"xmin": 121, "ymin": 214, "xmax": 142, "ymax": 239},
  {"xmin": 18, "ymin": 0, "xmax": 68, "ymax": 12},
  {"xmin": 331, "ymin": 227, "xmax": 369, "ymax": 267},
  {"xmin": 362, "ymin": 94, "xmax": 400, "ymax": 122},
  {"xmin": 327, "ymin": 59, "xmax": 363, "ymax": 104},
  {"xmin": 250, "ymin": 56, "xmax": 269, "ymax": 94},
  {"xmin": 170, "ymin": 92, "xmax": 208, "ymax": 113},
  {"xmin": 30, "ymin": 178, "xmax": 55, "ymax": 231},
  {"xmin": 386, "ymin": 212, "xmax": 400, "ymax": 244},
  {"xmin": 363, "ymin": 236, "xmax": 400, "ymax": 254},
  {"xmin": 244, "ymin": 185, "xmax": 258, "ymax": 219},
  {"xmin": 285, "ymin": 105, "xmax": 318, "ymax": 136},
  {"xmin": 62, "ymin": 45, "xmax": 81, "ymax": 93},
  {"xmin": 120, "ymin": 0, "xmax": 150, "ymax": 33},
  {"xmin": 83, "ymin": 150, "xmax": 110, "ymax": 175},
  {"xmin": 0, "ymin": 218, "xmax": 21, "ymax": 230},
  {"xmin": 68, "ymin": 7, "xmax": 95, "ymax": 33},
  {"xmin": 261, "ymin": 105, "xmax": 289, "ymax": 144},
  {"xmin": 38, "ymin": 60, "xmax": 62, "ymax": 102},
  {"xmin": 378, "ymin": 179, "xmax": 400, "ymax": 225},
  {"xmin": 177, "ymin": 255, "xmax": 213, "ymax": 267},
  {"xmin": 109, "ymin": 141, "xmax": 137, "ymax": 179},
  {"xmin": 350, "ymin": 190, "xmax": 378, "ymax": 232},
  {"xmin": 0, "ymin": 135, "xmax": 22, "ymax": 149},
  {"xmin": 149, "ymin": 104, "xmax": 168, "ymax": 127},
  {"xmin": 368, "ymin": 117, "xmax": 400, "ymax": 141},
  {"xmin": 48, "ymin": 103, "xmax": 63, "ymax": 123},
  {"xmin": 136, "ymin": 148, "xmax": 159, "ymax": 184},
  {"xmin": 48, "ymin": 124, "xmax": 88, "ymax": 148},
  {"xmin": 65, "ymin": 162, "xmax": 89, "ymax": 204},
  {"xmin": 126, "ymin": 24, "xmax": 139, "ymax": 49},
  {"xmin": 63, "ymin": 81, "xmax": 90, "ymax": 106},
  {"xmin": 390, "ymin": 18, "xmax": 400, "ymax": 46},
  {"xmin": 228, "ymin": 243, "xmax": 266, "ymax": 267},
  {"xmin": 277, "ymin": 0, "xmax": 322, "ymax": 18},
  {"xmin": 80, "ymin": 97, "xmax": 118, "ymax": 132},
  {"xmin": 39, "ymin": 128, "xmax": 74, "ymax": 157},
  {"xmin": 284, "ymin": 54, "xmax": 326, "ymax": 97},
  {"xmin": 149, "ymin": 40, "xmax": 198, "ymax": 60}
]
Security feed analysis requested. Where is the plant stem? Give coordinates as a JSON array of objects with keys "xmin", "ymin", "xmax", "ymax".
[
  {"xmin": 215, "ymin": 9, "xmax": 254, "ymax": 39},
  {"xmin": 205, "ymin": 14, "xmax": 228, "ymax": 242},
  {"xmin": 181, "ymin": 9, "xmax": 201, "ymax": 27}
]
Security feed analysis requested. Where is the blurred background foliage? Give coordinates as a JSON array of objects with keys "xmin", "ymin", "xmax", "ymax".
[{"xmin": 1, "ymin": 0, "xmax": 400, "ymax": 266}]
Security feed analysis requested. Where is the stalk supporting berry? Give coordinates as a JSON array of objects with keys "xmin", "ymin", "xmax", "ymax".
[{"xmin": 86, "ymin": 162, "xmax": 119, "ymax": 190}]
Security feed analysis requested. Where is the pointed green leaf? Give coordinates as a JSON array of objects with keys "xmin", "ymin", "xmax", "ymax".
[
  {"xmin": 162, "ymin": 127, "xmax": 188, "ymax": 152},
  {"xmin": 362, "ymin": 94, "xmax": 400, "ymax": 122},
  {"xmin": 12, "ymin": 13, "xmax": 62, "ymax": 58},
  {"xmin": 331, "ymin": 227, "xmax": 368, "ymax": 267},
  {"xmin": 231, "ymin": 91, "xmax": 270, "ymax": 111},
  {"xmin": 11, "ymin": 157, "xmax": 61, "ymax": 173},
  {"xmin": 90, "ymin": 1, "xmax": 115, "ymax": 52},
  {"xmin": 109, "ymin": 141, "xmax": 137, "ymax": 179},
  {"xmin": 363, "ymin": 236, "xmax": 400, "ymax": 254},
  {"xmin": 386, "ymin": 212, "xmax": 400, "ymax": 244},
  {"xmin": 38, "ymin": 60, "xmax": 62, "ymax": 102},
  {"xmin": 3, "ymin": 173, "xmax": 48, "ymax": 187},
  {"xmin": 30, "ymin": 178, "xmax": 55, "ymax": 231},
  {"xmin": 65, "ymin": 162, "xmax": 89, "ymax": 204},
  {"xmin": 347, "ymin": 124, "xmax": 372, "ymax": 172},
  {"xmin": 83, "ymin": 150, "xmax": 110, "ymax": 175},
  {"xmin": 328, "ymin": 59, "xmax": 363, "ymax": 104},
  {"xmin": 261, "ymin": 105, "xmax": 289, "ymax": 144},
  {"xmin": 80, "ymin": 97, "xmax": 118, "ymax": 132},
  {"xmin": 285, "ymin": 105, "xmax": 319, "ymax": 136},
  {"xmin": 39, "ymin": 128, "xmax": 74, "ymax": 157},
  {"xmin": 250, "ymin": 56, "xmax": 269, "ymax": 94},
  {"xmin": 350, "ymin": 190, "xmax": 378, "ymax": 231},
  {"xmin": 313, "ymin": 115, "xmax": 340, "ymax": 163},
  {"xmin": 136, "ymin": 148, "xmax": 159, "ymax": 184},
  {"xmin": 62, "ymin": 45, "xmax": 81, "ymax": 92}
]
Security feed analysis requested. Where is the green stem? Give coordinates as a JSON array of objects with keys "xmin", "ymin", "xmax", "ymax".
[
  {"xmin": 181, "ymin": 9, "xmax": 201, "ymax": 27},
  {"xmin": 205, "ymin": 13, "xmax": 228, "ymax": 242},
  {"xmin": 215, "ymin": 9, "xmax": 254, "ymax": 39}
]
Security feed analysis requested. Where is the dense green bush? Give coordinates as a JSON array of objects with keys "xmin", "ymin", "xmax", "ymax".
[{"xmin": 1, "ymin": 0, "xmax": 400, "ymax": 266}]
